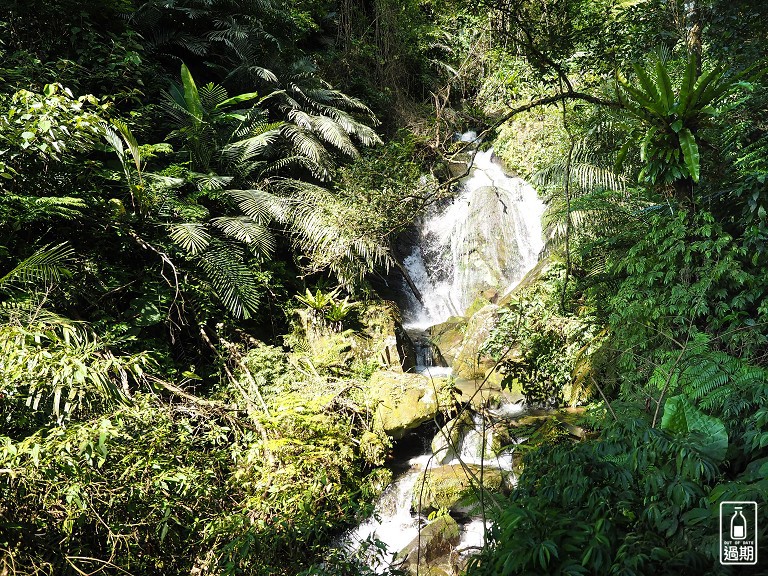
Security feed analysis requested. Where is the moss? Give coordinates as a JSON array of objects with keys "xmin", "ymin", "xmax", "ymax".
[
  {"xmin": 412, "ymin": 464, "xmax": 505, "ymax": 514},
  {"xmin": 364, "ymin": 371, "xmax": 451, "ymax": 439}
]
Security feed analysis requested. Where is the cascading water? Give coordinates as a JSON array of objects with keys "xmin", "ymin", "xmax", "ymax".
[
  {"xmin": 403, "ymin": 141, "xmax": 546, "ymax": 328},
  {"xmin": 341, "ymin": 135, "xmax": 545, "ymax": 574}
]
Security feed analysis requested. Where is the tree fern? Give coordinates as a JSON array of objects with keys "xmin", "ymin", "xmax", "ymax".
[
  {"xmin": 198, "ymin": 242, "xmax": 263, "ymax": 319},
  {"xmin": 210, "ymin": 216, "xmax": 275, "ymax": 254}
]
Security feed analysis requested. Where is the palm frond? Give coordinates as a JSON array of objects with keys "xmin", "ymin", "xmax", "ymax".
[
  {"xmin": 199, "ymin": 243, "xmax": 261, "ymax": 318},
  {"xmin": 210, "ymin": 216, "xmax": 275, "ymax": 255},
  {"xmin": 168, "ymin": 222, "xmax": 211, "ymax": 255},
  {"xmin": 226, "ymin": 189, "xmax": 286, "ymax": 223},
  {"xmin": 279, "ymin": 124, "xmax": 332, "ymax": 180},
  {"xmin": 199, "ymin": 82, "xmax": 230, "ymax": 112},
  {"xmin": 188, "ymin": 172, "xmax": 233, "ymax": 191},
  {"xmin": 0, "ymin": 244, "xmax": 74, "ymax": 292}
]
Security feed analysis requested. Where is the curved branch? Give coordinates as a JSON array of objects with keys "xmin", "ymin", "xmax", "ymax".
[{"xmin": 496, "ymin": 91, "xmax": 619, "ymax": 126}]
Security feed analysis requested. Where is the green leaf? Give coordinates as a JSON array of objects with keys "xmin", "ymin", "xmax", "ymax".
[
  {"xmin": 678, "ymin": 128, "xmax": 700, "ymax": 183},
  {"xmin": 678, "ymin": 52, "xmax": 699, "ymax": 115},
  {"xmin": 632, "ymin": 62, "xmax": 665, "ymax": 116},
  {"xmin": 615, "ymin": 140, "xmax": 632, "ymax": 172},
  {"xmin": 655, "ymin": 59, "xmax": 674, "ymax": 112},
  {"xmin": 661, "ymin": 395, "xmax": 728, "ymax": 462},
  {"xmin": 180, "ymin": 63, "xmax": 204, "ymax": 125},
  {"xmin": 215, "ymin": 92, "xmax": 260, "ymax": 109}
]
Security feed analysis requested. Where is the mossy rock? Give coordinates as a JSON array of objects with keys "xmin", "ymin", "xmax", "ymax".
[
  {"xmin": 465, "ymin": 295, "xmax": 491, "ymax": 318},
  {"xmin": 354, "ymin": 301, "xmax": 416, "ymax": 372},
  {"xmin": 429, "ymin": 316, "xmax": 467, "ymax": 367},
  {"xmin": 412, "ymin": 464, "xmax": 505, "ymax": 515},
  {"xmin": 395, "ymin": 514, "xmax": 460, "ymax": 571},
  {"xmin": 452, "ymin": 304, "xmax": 499, "ymax": 380},
  {"xmin": 368, "ymin": 371, "xmax": 451, "ymax": 439}
]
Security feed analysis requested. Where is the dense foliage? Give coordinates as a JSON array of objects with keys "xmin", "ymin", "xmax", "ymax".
[
  {"xmin": 462, "ymin": 1, "xmax": 768, "ymax": 575},
  {"xmin": 2, "ymin": 0, "xmax": 767, "ymax": 575}
]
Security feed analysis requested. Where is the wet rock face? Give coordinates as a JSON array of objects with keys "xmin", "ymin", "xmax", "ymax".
[
  {"xmin": 399, "ymin": 148, "xmax": 545, "ymax": 328},
  {"xmin": 412, "ymin": 464, "xmax": 505, "ymax": 515},
  {"xmin": 428, "ymin": 303, "xmax": 503, "ymax": 382},
  {"xmin": 368, "ymin": 371, "xmax": 451, "ymax": 439},
  {"xmin": 431, "ymin": 411, "xmax": 518, "ymax": 466},
  {"xmin": 430, "ymin": 412, "xmax": 475, "ymax": 465},
  {"xmin": 429, "ymin": 316, "xmax": 467, "ymax": 368},
  {"xmin": 395, "ymin": 514, "xmax": 460, "ymax": 574}
]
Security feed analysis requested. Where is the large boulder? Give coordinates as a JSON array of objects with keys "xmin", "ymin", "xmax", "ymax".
[
  {"xmin": 429, "ymin": 304, "xmax": 502, "ymax": 382},
  {"xmin": 368, "ymin": 371, "xmax": 451, "ymax": 439},
  {"xmin": 395, "ymin": 514, "xmax": 460, "ymax": 573},
  {"xmin": 412, "ymin": 464, "xmax": 505, "ymax": 515},
  {"xmin": 431, "ymin": 411, "xmax": 475, "ymax": 465},
  {"xmin": 451, "ymin": 304, "xmax": 499, "ymax": 380}
]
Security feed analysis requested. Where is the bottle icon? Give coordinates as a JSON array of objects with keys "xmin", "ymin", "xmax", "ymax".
[{"xmin": 731, "ymin": 507, "xmax": 747, "ymax": 540}]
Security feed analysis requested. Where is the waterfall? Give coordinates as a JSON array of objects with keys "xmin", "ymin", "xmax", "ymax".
[
  {"xmin": 403, "ymin": 145, "xmax": 545, "ymax": 329},
  {"xmin": 339, "ymin": 136, "xmax": 545, "ymax": 574}
]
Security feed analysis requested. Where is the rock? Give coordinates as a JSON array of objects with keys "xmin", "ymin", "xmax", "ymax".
[
  {"xmin": 498, "ymin": 257, "xmax": 557, "ymax": 307},
  {"xmin": 355, "ymin": 301, "xmax": 416, "ymax": 372},
  {"xmin": 452, "ymin": 304, "xmax": 499, "ymax": 380},
  {"xmin": 431, "ymin": 411, "xmax": 475, "ymax": 464},
  {"xmin": 432, "ymin": 411, "xmax": 518, "ymax": 466},
  {"xmin": 412, "ymin": 464, "xmax": 505, "ymax": 515},
  {"xmin": 290, "ymin": 300, "xmax": 416, "ymax": 374},
  {"xmin": 395, "ymin": 514, "xmax": 460, "ymax": 572},
  {"xmin": 429, "ymin": 316, "xmax": 467, "ymax": 367},
  {"xmin": 429, "ymin": 304, "xmax": 500, "ymax": 382},
  {"xmin": 368, "ymin": 371, "xmax": 450, "ymax": 439}
]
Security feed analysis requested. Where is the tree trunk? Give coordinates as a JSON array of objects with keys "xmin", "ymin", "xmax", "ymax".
[
  {"xmin": 686, "ymin": 0, "xmax": 703, "ymax": 74},
  {"xmin": 393, "ymin": 256, "xmax": 425, "ymax": 307}
]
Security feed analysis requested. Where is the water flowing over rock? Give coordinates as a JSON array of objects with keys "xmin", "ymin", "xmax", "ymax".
[
  {"xmin": 403, "ymin": 147, "xmax": 545, "ymax": 328},
  {"xmin": 394, "ymin": 514, "xmax": 460, "ymax": 573},
  {"xmin": 340, "ymin": 137, "xmax": 546, "ymax": 574}
]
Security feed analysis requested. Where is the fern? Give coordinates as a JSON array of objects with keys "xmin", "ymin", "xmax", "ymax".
[
  {"xmin": 198, "ymin": 242, "xmax": 262, "ymax": 319},
  {"xmin": 210, "ymin": 216, "xmax": 275, "ymax": 254},
  {"xmin": 648, "ymin": 334, "xmax": 768, "ymax": 426}
]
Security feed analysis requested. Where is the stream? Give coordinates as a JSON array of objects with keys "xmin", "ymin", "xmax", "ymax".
[{"xmin": 340, "ymin": 135, "xmax": 545, "ymax": 574}]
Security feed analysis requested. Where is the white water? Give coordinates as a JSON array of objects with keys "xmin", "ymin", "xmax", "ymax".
[
  {"xmin": 341, "ymin": 405, "xmax": 525, "ymax": 573},
  {"xmin": 403, "ymin": 145, "xmax": 545, "ymax": 329},
  {"xmin": 341, "ymin": 135, "xmax": 545, "ymax": 573},
  {"xmin": 344, "ymin": 454, "xmax": 431, "ymax": 572}
]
